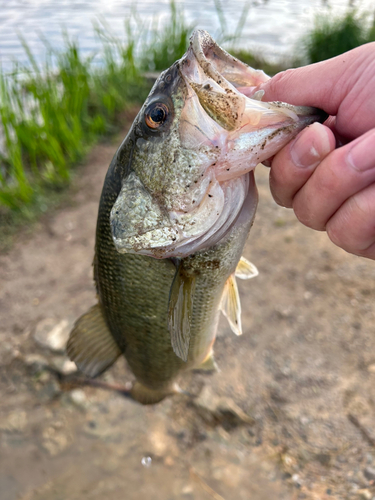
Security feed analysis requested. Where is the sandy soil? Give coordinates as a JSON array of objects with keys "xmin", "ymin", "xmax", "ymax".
[{"xmin": 1, "ymin": 115, "xmax": 375, "ymax": 500}]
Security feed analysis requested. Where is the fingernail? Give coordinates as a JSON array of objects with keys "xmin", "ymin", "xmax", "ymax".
[
  {"xmin": 347, "ymin": 132, "xmax": 375, "ymax": 172},
  {"xmin": 290, "ymin": 122, "xmax": 331, "ymax": 168}
]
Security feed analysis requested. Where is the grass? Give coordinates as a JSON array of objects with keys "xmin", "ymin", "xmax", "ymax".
[
  {"xmin": 140, "ymin": 1, "xmax": 192, "ymax": 71},
  {"xmin": 3, "ymin": 1, "xmax": 372, "ymax": 226},
  {"xmin": 302, "ymin": 8, "xmax": 375, "ymax": 63},
  {"xmin": 0, "ymin": 0, "xmax": 198, "ymax": 220},
  {"xmin": 229, "ymin": 49, "xmax": 291, "ymax": 77},
  {"xmin": 0, "ymin": 29, "xmax": 149, "ymax": 214},
  {"xmin": 0, "ymin": 0, "xmax": 250, "ymax": 220}
]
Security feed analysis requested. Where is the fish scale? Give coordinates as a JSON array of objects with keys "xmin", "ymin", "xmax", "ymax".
[
  {"xmin": 67, "ymin": 30, "xmax": 326, "ymax": 404},
  {"xmin": 96, "ymin": 150, "xmax": 251, "ymax": 388}
]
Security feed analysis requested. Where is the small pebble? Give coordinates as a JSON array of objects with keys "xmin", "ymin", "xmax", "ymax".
[
  {"xmin": 292, "ymin": 474, "xmax": 301, "ymax": 486},
  {"xmin": 68, "ymin": 389, "xmax": 88, "ymax": 408},
  {"xmin": 356, "ymin": 489, "xmax": 372, "ymax": 500},
  {"xmin": 34, "ymin": 318, "xmax": 71, "ymax": 353},
  {"xmin": 141, "ymin": 456, "xmax": 152, "ymax": 468},
  {"xmin": 23, "ymin": 353, "xmax": 48, "ymax": 372},
  {"xmin": 181, "ymin": 485, "xmax": 193, "ymax": 495},
  {"xmin": 364, "ymin": 466, "xmax": 375, "ymax": 481},
  {"xmin": 0, "ymin": 411, "xmax": 27, "ymax": 433},
  {"xmin": 51, "ymin": 357, "xmax": 77, "ymax": 375}
]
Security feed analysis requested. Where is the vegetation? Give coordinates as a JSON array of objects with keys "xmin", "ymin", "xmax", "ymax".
[
  {"xmin": 302, "ymin": 8, "xmax": 375, "ymax": 63},
  {"xmin": 140, "ymin": 1, "xmax": 192, "ymax": 71},
  {"xmin": 1, "ymin": 1, "xmax": 374, "ymax": 222},
  {"xmin": 0, "ymin": 4, "xmax": 193, "ymax": 216},
  {"xmin": 0, "ymin": 30, "xmax": 149, "ymax": 213},
  {"xmin": 0, "ymin": 0, "xmax": 249, "ymax": 218},
  {"xmin": 229, "ymin": 50, "xmax": 290, "ymax": 77}
]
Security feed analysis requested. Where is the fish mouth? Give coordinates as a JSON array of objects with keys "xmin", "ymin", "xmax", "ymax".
[
  {"xmin": 164, "ymin": 31, "xmax": 325, "ymax": 257},
  {"xmin": 111, "ymin": 30, "xmax": 326, "ymax": 259},
  {"xmin": 178, "ymin": 29, "xmax": 326, "ymax": 182}
]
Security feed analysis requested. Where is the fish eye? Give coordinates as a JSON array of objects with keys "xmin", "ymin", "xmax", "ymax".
[{"xmin": 144, "ymin": 103, "xmax": 169, "ymax": 129}]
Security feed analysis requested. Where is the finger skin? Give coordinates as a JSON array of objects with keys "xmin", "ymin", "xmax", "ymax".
[
  {"xmin": 261, "ymin": 43, "xmax": 375, "ymax": 259},
  {"xmin": 292, "ymin": 129, "xmax": 375, "ymax": 231},
  {"xmin": 326, "ymin": 182, "xmax": 375, "ymax": 259},
  {"xmin": 269, "ymin": 122, "xmax": 335, "ymax": 208},
  {"xmin": 259, "ymin": 42, "xmax": 375, "ymax": 139}
]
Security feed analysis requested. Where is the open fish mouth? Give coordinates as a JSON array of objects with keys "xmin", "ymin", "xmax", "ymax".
[{"xmin": 110, "ymin": 30, "xmax": 327, "ymax": 259}]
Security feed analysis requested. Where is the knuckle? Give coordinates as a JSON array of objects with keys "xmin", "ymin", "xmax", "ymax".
[
  {"xmin": 292, "ymin": 197, "xmax": 325, "ymax": 230},
  {"xmin": 351, "ymin": 191, "xmax": 372, "ymax": 219},
  {"xmin": 266, "ymin": 69, "xmax": 295, "ymax": 98},
  {"xmin": 269, "ymin": 175, "xmax": 292, "ymax": 208},
  {"xmin": 294, "ymin": 210, "xmax": 317, "ymax": 229},
  {"xmin": 325, "ymin": 195, "xmax": 373, "ymax": 257},
  {"xmin": 326, "ymin": 222, "xmax": 345, "ymax": 249}
]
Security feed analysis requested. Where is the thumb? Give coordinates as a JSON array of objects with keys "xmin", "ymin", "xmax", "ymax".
[{"xmin": 259, "ymin": 43, "xmax": 374, "ymax": 123}]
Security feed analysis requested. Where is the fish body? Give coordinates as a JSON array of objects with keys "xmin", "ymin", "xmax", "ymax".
[
  {"xmin": 91, "ymin": 163, "xmax": 256, "ymax": 403},
  {"xmin": 67, "ymin": 31, "xmax": 326, "ymax": 404}
]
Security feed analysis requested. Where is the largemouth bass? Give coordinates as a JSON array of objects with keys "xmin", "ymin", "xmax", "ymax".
[{"xmin": 67, "ymin": 31, "xmax": 326, "ymax": 404}]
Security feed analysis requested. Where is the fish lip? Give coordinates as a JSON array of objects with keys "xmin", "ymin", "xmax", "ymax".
[
  {"xmin": 179, "ymin": 31, "xmax": 326, "ymax": 137},
  {"xmin": 270, "ymin": 101, "xmax": 328, "ymax": 122},
  {"xmin": 187, "ymin": 30, "xmax": 269, "ymax": 90},
  {"xmin": 184, "ymin": 30, "xmax": 328, "ymax": 123}
]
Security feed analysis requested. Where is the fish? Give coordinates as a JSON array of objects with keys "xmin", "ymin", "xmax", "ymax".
[{"xmin": 67, "ymin": 30, "xmax": 326, "ymax": 404}]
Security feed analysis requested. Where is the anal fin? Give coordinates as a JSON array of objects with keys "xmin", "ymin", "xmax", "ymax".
[
  {"xmin": 66, "ymin": 304, "xmax": 122, "ymax": 377},
  {"xmin": 220, "ymin": 274, "xmax": 242, "ymax": 336},
  {"xmin": 235, "ymin": 256, "xmax": 258, "ymax": 280},
  {"xmin": 168, "ymin": 262, "xmax": 196, "ymax": 362}
]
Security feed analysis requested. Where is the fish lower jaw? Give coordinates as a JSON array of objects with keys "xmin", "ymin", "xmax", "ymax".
[
  {"xmin": 111, "ymin": 173, "xmax": 250, "ymax": 260},
  {"xmin": 112, "ymin": 226, "xmax": 180, "ymax": 257}
]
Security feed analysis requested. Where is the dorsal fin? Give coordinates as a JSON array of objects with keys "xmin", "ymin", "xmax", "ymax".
[
  {"xmin": 220, "ymin": 274, "xmax": 242, "ymax": 336},
  {"xmin": 235, "ymin": 256, "xmax": 258, "ymax": 280},
  {"xmin": 66, "ymin": 304, "xmax": 122, "ymax": 377},
  {"xmin": 168, "ymin": 262, "xmax": 196, "ymax": 362}
]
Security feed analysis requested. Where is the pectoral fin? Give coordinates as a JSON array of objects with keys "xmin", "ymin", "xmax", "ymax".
[
  {"xmin": 235, "ymin": 256, "xmax": 258, "ymax": 280},
  {"xmin": 168, "ymin": 263, "xmax": 196, "ymax": 362},
  {"xmin": 66, "ymin": 304, "xmax": 122, "ymax": 377},
  {"xmin": 220, "ymin": 274, "xmax": 242, "ymax": 336}
]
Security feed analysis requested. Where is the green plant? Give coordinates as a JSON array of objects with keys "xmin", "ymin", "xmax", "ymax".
[
  {"xmin": 141, "ymin": 0, "xmax": 192, "ymax": 71},
  {"xmin": 0, "ymin": 29, "xmax": 147, "ymax": 212},
  {"xmin": 302, "ymin": 9, "xmax": 375, "ymax": 63},
  {"xmin": 0, "ymin": 0, "xmax": 277, "ymax": 219}
]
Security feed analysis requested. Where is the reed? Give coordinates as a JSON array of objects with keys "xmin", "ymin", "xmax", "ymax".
[
  {"xmin": 141, "ymin": 1, "xmax": 192, "ymax": 71},
  {"xmin": 0, "ymin": 30, "xmax": 148, "ymax": 213},
  {"xmin": 0, "ymin": 0, "xmax": 283, "ymax": 219},
  {"xmin": 302, "ymin": 8, "xmax": 375, "ymax": 63}
]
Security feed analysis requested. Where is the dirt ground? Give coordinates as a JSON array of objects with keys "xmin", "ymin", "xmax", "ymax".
[{"xmin": 1, "ymin": 116, "xmax": 375, "ymax": 500}]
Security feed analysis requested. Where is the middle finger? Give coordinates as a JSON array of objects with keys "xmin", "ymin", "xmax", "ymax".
[{"xmin": 292, "ymin": 129, "xmax": 375, "ymax": 230}]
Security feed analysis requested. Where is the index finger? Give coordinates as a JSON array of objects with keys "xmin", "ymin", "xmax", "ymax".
[{"xmin": 258, "ymin": 42, "xmax": 375, "ymax": 139}]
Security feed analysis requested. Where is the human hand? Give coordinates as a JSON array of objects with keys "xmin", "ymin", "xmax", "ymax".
[{"xmin": 259, "ymin": 42, "xmax": 375, "ymax": 259}]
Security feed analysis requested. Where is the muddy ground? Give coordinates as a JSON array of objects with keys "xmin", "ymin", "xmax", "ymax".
[{"xmin": 1, "ymin": 117, "xmax": 375, "ymax": 500}]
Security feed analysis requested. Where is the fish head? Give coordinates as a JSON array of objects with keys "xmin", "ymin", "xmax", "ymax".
[{"xmin": 110, "ymin": 30, "xmax": 327, "ymax": 259}]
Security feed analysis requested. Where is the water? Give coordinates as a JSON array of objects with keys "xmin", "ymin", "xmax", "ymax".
[{"xmin": 0, "ymin": 0, "xmax": 373, "ymax": 72}]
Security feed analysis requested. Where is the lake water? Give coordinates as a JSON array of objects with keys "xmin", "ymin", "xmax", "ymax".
[{"xmin": 0, "ymin": 0, "xmax": 374, "ymax": 71}]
